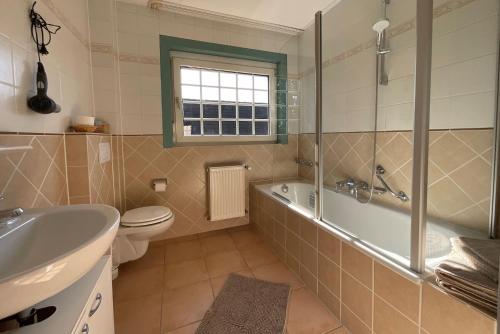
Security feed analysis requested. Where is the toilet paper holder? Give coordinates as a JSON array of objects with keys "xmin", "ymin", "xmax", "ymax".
[{"xmin": 151, "ymin": 178, "xmax": 168, "ymax": 191}]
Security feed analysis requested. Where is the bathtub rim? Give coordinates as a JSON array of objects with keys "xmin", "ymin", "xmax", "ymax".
[{"xmin": 255, "ymin": 182, "xmax": 429, "ymax": 284}]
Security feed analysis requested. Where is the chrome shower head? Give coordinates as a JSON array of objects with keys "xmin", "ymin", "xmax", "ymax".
[
  {"xmin": 372, "ymin": 18, "xmax": 390, "ymax": 34},
  {"xmin": 372, "ymin": 18, "xmax": 390, "ymax": 47}
]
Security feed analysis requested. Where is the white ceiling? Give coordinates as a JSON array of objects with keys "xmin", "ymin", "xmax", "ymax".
[{"xmin": 120, "ymin": 0, "xmax": 336, "ymax": 30}]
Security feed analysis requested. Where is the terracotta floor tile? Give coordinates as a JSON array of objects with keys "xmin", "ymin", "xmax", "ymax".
[
  {"xmin": 229, "ymin": 229, "xmax": 262, "ymax": 249},
  {"xmin": 200, "ymin": 233, "xmax": 236, "ymax": 254},
  {"xmin": 252, "ymin": 262, "xmax": 305, "ymax": 290},
  {"xmin": 165, "ymin": 239, "xmax": 203, "ymax": 264},
  {"xmin": 114, "ymin": 293, "xmax": 162, "ymax": 334},
  {"xmin": 165, "ymin": 259, "xmax": 209, "ymax": 290},
  {"xmin": 162, "ymin": 280, "xmax": 214, "ymax": 332},
  {"xmin": 287, "ymin": 288, "xmax": 341, "ymax": 334},
  {"xmin": 113, "ymin": 266, "xmax": 164, "ymax": 303},
  {"xmin": 204, "ymin": 250, "xmax": 248, "ymax": 278},
  {"xmin": 210, "ymin": 270, "xmax": 254, "ymax": 297},
  {"xmin": 240, "ymin": 242, "xmax": 280, "ymax": 268},
  {"xmin": 119, "ymin": 245, "xmax": 165, "ymax": 273},
  {"xmin": 165, "ymin": 322, "xmax": 200, "ymax": 334}
]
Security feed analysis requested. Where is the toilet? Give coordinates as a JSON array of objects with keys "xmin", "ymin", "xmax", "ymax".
[{"xmin": 112, "ymin": 206, "xmax": 174, "ymax": 278}]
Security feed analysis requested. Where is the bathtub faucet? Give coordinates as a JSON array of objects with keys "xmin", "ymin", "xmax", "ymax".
[{"xmin": 334, "ymin": 178, "xmax": 387, "ymax": 200}]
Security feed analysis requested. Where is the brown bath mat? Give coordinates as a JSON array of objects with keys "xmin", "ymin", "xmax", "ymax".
[{"xmin": 196, "ymin": 274, "xmax": 291, "ymax": 334}]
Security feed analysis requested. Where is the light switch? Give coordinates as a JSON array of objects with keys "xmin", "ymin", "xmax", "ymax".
[{"xmin": 99, "ymin": 142, "xmax": 111, "ymax": 164}]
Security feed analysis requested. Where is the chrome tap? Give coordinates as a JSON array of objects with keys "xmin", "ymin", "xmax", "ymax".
[{"xmin": 0, "ymin": 194, "xmax": 24, "ymax": 226}]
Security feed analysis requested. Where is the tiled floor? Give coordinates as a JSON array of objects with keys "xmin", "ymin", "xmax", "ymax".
[{"xmin": 113, "ymin": 226, "xmax": 348, "ymax": 334}]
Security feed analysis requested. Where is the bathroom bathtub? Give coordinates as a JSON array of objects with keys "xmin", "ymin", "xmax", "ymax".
[{"xmin": 257, "ymin": 181, "xmax": 485, "ymax": 270}]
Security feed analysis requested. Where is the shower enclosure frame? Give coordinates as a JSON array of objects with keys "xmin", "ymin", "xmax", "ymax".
[{"xmin": 314, "ymin": 0, "xmax": 500, "ymax": 274}]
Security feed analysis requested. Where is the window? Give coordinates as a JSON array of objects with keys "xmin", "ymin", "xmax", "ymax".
[
  {"xmin": 172, "ymin": 54, "xmax": 276, "ymax": 144},
  {"xmin": 160, "ymin": 35, "xmax": 288, "ymax": 148}
]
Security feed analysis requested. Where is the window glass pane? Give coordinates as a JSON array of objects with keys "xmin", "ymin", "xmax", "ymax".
[
  {"xmin": 202, "ymin": 87, "xmax": 219, "ymax": 101},
  {"xmin": 255, "ymin": 122, "xmax": 269, "ymax": 135},
  {"xmin": 181, "ymin": 85, "xmax": 200, "ymax": 100},
  {"xmin": 239, "ymin": 121, "xmax": 252, "ymax": 135},
  {"xmin": 239, "ymin": 105, "xmax": 252, "ymax": 119},
  {"xmin": 183, "ymin": 103, "xmax": 200, "ymax": 118},
  {"xmin": 220, "ymin": 72, "xmax": 236, "ymax": 87},
  {"xmin": 255, "ymin": 106, "xmax": 269, "ymax": 119},
  {"xmin": 238, "ymin": 74, "xmax": 252, "ymax": 89},
  {"xmin": 203, "ymin": 104, "xmax": 219, "ymax": 118},
  {"xmin": 254, "ymin": 90, "xmax": 268, "ymax": 104},
  {"xmin": 222, "ymin": 121, "xmax": 236, "ymax": 135},
  {"xmin": 202, "ymin": 70, "xmax": 218, "ymax": 86},
  {"xmin": 203, "ymin": 121, "xmax": 219, "ymax": 135},
  {"xmin": 254, "ymin": 75, "xmax": 268, "ymax": 90},
  {"xmin": 181, "ymin": 68, "xmax": 200, "ymax": 85},
  {"xmin": 184, "ymin": 120, "xmax": 201, "ymax": 135},
  {"xmin": 221, "ymin": 105, "xmax": 236, "ymax": 118},
  {"xmin": 221, "ymin": 88, "xmax": 236, "ymax": 102},
  {"xmin": 238, "ymin": 89, "xmax": 252, "ymax": 103}
]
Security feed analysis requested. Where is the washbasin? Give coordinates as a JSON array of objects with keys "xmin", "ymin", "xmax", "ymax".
[{"xmin": 0, "ymin": 204, "xmax": 119, "ymax": 319}]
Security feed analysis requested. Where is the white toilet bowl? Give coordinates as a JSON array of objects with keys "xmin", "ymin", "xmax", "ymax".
[{"xmin": 112, "ymin": 206, "xmax": 174, "ymax": 278}]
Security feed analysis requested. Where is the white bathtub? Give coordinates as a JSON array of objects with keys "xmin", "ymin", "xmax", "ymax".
[{"xmin": 258, "ymin": 181, "xmax": 486, "ymax": 269}]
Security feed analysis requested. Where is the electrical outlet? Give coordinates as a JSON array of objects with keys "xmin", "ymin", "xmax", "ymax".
[{"xmin": 99, "ymin": 142, "xmax": 111, "ymax": 164}]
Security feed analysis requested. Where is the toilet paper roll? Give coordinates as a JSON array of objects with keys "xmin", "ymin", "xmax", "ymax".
[{"xmin": 152, "ymin": 179, "xmax": 167, "ymax": 192}]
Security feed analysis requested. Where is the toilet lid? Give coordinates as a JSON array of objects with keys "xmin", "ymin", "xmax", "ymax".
[{"xmin": 121, "ymin": 206, "xmax": 173, "ymax": 227}]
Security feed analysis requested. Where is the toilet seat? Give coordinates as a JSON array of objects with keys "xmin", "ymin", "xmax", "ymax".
[{"xmin": 121, "ymin": 206, "xmax": 173, "ymax": 227}]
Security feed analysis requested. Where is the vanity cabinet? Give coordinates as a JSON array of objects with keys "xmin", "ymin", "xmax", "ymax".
[
  {"xmin": 72, "ymin": 257, "xmax": 114, "ymax": 334},
  {"xmin": 7, "ymin": 256, "xmax": 114, "ymax": 334}
]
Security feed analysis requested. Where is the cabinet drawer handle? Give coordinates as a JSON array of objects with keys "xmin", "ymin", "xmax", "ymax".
[
  {"xmin": 89, "ymin": 293, "xmax": 102, "ymax": 317},
  {"xmin": 82, "ymin": 323, "xmax": 89, "ymax": 333}
]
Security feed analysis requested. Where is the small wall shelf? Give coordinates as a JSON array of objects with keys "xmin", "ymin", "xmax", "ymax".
[{"xmin": 0, "ymin": 145, "xmax": 33, "ymax": 155}]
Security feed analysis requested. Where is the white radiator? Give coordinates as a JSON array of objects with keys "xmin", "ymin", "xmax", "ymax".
[{"xmin": 208, "ymin": 165, "xmax": 246, "ymax": 221}]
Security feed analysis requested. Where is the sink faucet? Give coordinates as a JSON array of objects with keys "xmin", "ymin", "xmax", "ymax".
[{"xmin": 0, "ymin": 194, "xmax": 24, "ymax": 226}]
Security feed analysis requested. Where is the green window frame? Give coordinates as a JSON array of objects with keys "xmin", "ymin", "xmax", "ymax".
[{"xmin": 159, "ymin": 35, "xmax": 288, "ymax": 148}]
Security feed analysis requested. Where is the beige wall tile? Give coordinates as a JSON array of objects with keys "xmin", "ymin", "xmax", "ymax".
[
  {"xmin": 274, "ymin": 220, "xmax": 286, "ymax": 247},
  {"xmin": 421, "ymin": 282, "xmax": 495, "ymax": 334},
  {"xmin": 287, "ymin": 209, "xmax": 303, "ymax": 235},
  {"xmin": 300, "ymin": 217, "xmax": 318, "ymax": 247},
  {"xmin": 299, "ymin": 129, "xmax": 494, "ymax": 232},
  {"xmin": 300, "ymin": 240, "xmax": 318, "ymax": 274},
  {"xmin": 341, "ymin": 271, "xmax": 372, "ymax": 326},
  {"xmin": 318, "ymin": 227, "xmax": 341, "ymax": 265},
  {"xmin": 318, "ymin": 282, "xmax": 341, "ymax": 319},
  {"xmin": 341, "ymin": 304, "xmax": 371, "ymax": 334},
  {"xmin": 68, "ymin": 166, "xmax": 90, "ymax": 198},
  {"xmin": 65, "ymin": 134, "xmax": 88, "ymax": 166},
  {"xmin": 300, "ymin": 266, "xmax": 318, "ymax": 293},
  {"xmin": 374, "ymin": 262, "xmax": 420, "ymax": 322},
  {"xmin": 373, "ymin": 296, "xmax": 419, "ymax": 334},
  {"xmin": 318, "ymin": 254, "xmax": 340, "ymax": 297},
  {"xmin": 287, "ymin": 253, "xmax": 301, "ymax": 276},
  {"xmin": 286, "ymin": 229, "xmax": 301, "ymax": 260},
  {"xmin": 341, "ymin": 243, "xmax": 373, "ymax": 288}
]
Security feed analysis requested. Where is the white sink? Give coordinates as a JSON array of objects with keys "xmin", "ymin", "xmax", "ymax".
[{"xmin": 0, "ymin": 204, "xmax": 119, "ymax": 319}]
